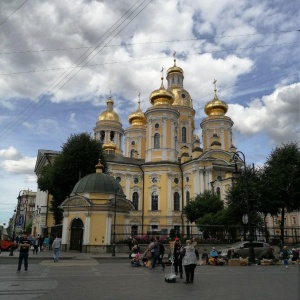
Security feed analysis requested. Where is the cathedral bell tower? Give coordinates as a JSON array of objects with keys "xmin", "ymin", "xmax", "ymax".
[
  {"xmin": 201, "ymin": 80, "xmax": 234, "ymax": 152},
  {"xmin": 94, "ymin": 95, "xmax": 124, "ymax": 155},
  {"xmin": 124, "ymin": 94, "xmax": 146, "ymax": 159},
  {"xmin": 145, "ymin": 69, "xmax": 180, "ymax": 162}
]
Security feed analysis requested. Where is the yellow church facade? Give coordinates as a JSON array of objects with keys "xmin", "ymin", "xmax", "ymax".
[
  {"xmin": 92, "ymin": 57, "xmax": 237, "ymax": 241},
  {"xmin": 33, "ymin": 57, "xmax": 240, "ymax": 252}
]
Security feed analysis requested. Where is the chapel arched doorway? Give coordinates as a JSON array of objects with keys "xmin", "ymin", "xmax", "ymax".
[{"xmin": 70, "ymin": 218, "xmax": 84, "ymax": 252}]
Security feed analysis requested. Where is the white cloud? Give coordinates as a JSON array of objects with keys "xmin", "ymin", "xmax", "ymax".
[
  {"xmin": 228, "ymin": 83, "xmax": 300, "ymax": 145},
  {"xmin": 0, "ymin": 156, "xmax": 36, "ymax": 174},
  {"xmin": 0, "ymin": 146, "xmax": 22, "ymax": 160}
]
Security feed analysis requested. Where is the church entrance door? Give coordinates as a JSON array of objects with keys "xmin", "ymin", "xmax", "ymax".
[{"xmin": 70, "ymin": 218, "xmax": 84, "ymax": 252}]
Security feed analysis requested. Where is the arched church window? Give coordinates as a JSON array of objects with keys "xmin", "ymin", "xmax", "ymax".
[
  {"xmin": 174, "ymin": 192, "xmax": 180, "ymax": 211},
  {"xmin": 110, "ymin": 131, "xmax": 115, "ymax": 141},
  {"xmin": 130, "ymin": 149, "xmax": 135, "ymax": 158},
  {"xmin": 216, "ymin": 187, "xmax": 221, "ymax": 199},
  {"xmin": 100, "ymin": 131, "xmax": 105, "ymax": 142},
  {"xmin": 182, "ymin": 127, "xmax": 187, "ymax": 143},
  {"xmin": 151, "ymin": 193, "xmax": 158, "ymax": 211},
  {"xmin": 132, "ymin": 192, "xmax": 139, "ymax": 210},
  {"xmin": 154, "ymin": 133, "xmax": 160, "ymax": 149},
  {"xmin": 186, "ymin": 191, "xmax": 190, "ymax": 204}
]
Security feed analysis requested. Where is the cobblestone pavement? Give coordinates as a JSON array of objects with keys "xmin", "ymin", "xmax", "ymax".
[{"xmin": 0, "ymin": 250, "xmax": 299, "ymax": 300}]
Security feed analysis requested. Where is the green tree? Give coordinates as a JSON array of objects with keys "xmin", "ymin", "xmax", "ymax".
[
  {"xmin": 263, "ymin": 142, "xmax": 300, "ymax": 243},
  {"xmin": 184, "ymin": 190, "xmax": 223, "ymax": 223},
  {"xmin": 38, "ymin": 133, "xmax": 107, "ymax": 224}
]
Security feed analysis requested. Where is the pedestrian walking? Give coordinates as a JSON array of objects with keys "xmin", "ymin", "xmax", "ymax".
[
  {"xmin": 281, "ymin": 245, "xmax": 290, "ymax": 269},
  {"xmin": 17, "ymin": 231, "xmax": 30, "ymax": 272},
  {"xmin": 33, "ymin": 236, "xmax": 39, "ymax": 254},
  {"xmin": 173, "ymin": 238, "xmax": 183, "ymax": 278},
  {"xmin": 149, "ymin": 236, "xmax": 165, "ymax": 270},
  {"xmin": 43, "ymin": 236, "xmax": 50, "ymax": 252},
  {"xmin": 52, "ymin": 235, "xmax": 62, "ymax": 262},
  {"xmin": 180, "ymin": 239, "xmax": 199, "ymax": 284},
  {"xmin": 38, "ymin": 235, "xmax": 44, "ymax": 252}
]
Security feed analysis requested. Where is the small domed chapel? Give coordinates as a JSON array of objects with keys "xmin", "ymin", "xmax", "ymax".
[{"xmin": 47, "ymin": 57, "xmax": 239, "ymax": 252}]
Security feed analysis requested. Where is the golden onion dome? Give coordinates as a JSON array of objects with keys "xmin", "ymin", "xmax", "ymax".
[
  {"xmin": 98, "ymin": 96, "xmax": 121, "ymax": 122},
  {"xmin": 102, "ymin": 140, "xmax": 117, "ymax": 151},
  {"xmin": 150, "ymin": 74, "xmax": 174, "ymax": 106},
  {"xmin": 167, "ymin": 55, "xmax": 183, "ymax": 76},
  {"xmin": 204, "ymin": 80, "xmax": 228, "ymax": 116},
  {"xmin": 128, "ymin": 96, "xmax": 146, "ymax": 126},
  {"xmin": 170, "ymin": 87, "xmax": 193, "ymax": 108}
]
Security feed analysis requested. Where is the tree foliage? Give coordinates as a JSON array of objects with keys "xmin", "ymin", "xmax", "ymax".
[
  {"xmin": 263, "ymin": 142, "xmax": 300, "ymax": 242},
  {"xmin": 38, "ymin": 133, "xmax": 107, "ymax": 224},
  {"xmin": 184, "ymin": 190, "xmax": 223, "ymax": 223}
]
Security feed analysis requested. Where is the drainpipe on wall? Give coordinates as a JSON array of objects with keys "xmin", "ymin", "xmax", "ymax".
[
  {"xmin": 138, "ymin": 164, "xmax": 145, "ymax": 235},
  {"xmin": 179, "ymin": 164, "xmax": 184, "ymax": 235}
]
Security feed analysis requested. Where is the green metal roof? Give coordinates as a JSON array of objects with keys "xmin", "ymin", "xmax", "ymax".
[{"xmin": 71, "ymin": 173, "xmax": 124, "ymax": 195}]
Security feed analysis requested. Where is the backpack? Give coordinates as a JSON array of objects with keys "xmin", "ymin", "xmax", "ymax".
[{"xmin": 159, "ymin": 242, "xmax": 165, "ymax": 255}]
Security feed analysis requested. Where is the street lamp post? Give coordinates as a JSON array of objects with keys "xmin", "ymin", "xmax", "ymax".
[
  {"xmin": 9, "ymin": 190, "xmax": 23, "ymax": 256},
  {"xmin": 112, "ymin": 187, "xmax": 120, "ymax": 257},
  {"xmin": 232, "ymin": 151, "xmax": 255, "ymax": 265}
]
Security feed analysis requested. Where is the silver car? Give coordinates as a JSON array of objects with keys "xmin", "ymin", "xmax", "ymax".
[{"xmin": 219, "ymin": 241, "xmax": 273, "ymax": 259}]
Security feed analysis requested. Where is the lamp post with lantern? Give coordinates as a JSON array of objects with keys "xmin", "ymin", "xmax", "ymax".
[
  {"xmin": 9, "ymin": 190, "xmax": 23, "ymax": 256},
  {"xmin": 232, "ymin": 151, "xmax": 256, "ymax": 265}
]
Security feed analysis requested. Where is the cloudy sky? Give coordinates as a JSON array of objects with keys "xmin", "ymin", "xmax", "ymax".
[{"xmin": 0, "ymin": 0, "xmax": 299, "ymax": 226}]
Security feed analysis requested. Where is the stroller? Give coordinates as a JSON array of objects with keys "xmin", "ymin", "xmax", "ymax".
[
  {"xmin": 165, "ymin": 241, "xmax": 177, "ymax": 283},
  {"xmin": 131, "ymin": 252, "xmax": 142, "ymax": 267}
]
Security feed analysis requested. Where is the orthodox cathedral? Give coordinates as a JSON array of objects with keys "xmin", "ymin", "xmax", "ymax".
[{"xmin": 35, "ymin": 57, "xmax": 239, "ymax": 252}]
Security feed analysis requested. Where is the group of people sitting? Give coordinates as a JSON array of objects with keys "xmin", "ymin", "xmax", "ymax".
[{"xmin": 129, "ymin": 236, "xmax": 200, "ymax": 284}]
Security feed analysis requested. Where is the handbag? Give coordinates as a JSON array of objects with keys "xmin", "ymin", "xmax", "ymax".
[{"xmin": 146, "ymin": 251, "xmax": 152, "ymax": 259}]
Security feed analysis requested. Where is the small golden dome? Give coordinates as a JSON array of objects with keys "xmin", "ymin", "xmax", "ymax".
[
  {"xmin": 102, "ymin": 140, "xmax": 117, "ymax": 151},
  {"xmin": 167, "ymin": 52, "xmax": 183, "ymax": 75},
  {"xmin": 98, "ymin": 96, "xmax": 121, "ymax": 122},
  {"xmin": 128, "ymin": 95, "xmax": 146, "ymax": 126},
  {"xmin": 150, "ymin": 71, "xmax": 174, "ymax": 106},
  {"xmin": 204, "ymin": 80, "xmax": 228, "ymax": 116}
]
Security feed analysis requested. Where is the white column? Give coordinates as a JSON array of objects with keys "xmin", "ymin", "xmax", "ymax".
[
  {"xmin": 167, "ymin": 173, "xmax": 172, "ymax": 214},
  {"xmin": 62, "ymin": 214, "xmax": 69, "ymax": 245},
  {"xmin": 106, "ymin": 213, "xmax": 112, "ymax": 245},
  {"xmin": 83, "ymin": 214, "xmax": 90, "ymax": 245}
]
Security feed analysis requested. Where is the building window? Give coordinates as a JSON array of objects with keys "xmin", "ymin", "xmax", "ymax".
[
  {"xmin": 174, "ymin": 226, "xmax": 180, "ymax": 236},
  {"xmin": 131, "ymin": 141, "xmax": 135, "ymax": 145},
  {"xmin": 186, "ymin": 191, "xmax": 190, "ymax": 204},
  {"xmin": 130, "ymin": 149, "xmax": 135, "ymax": 158},
  {"xmin": 186, "ymin": 176, "xmax": 189, "ymax": 182},
  {"xmin": 151, "ymin": 193, "xmax": 158, "ymax": 211},
  {"xmin": 155, "ymin": 123, "xmax": 159, "ymax": 129},
  {"xmin": 174, "ymin": 192, "xmax": 180, "ymax": 211},
  {"xmin": 100, "ymin": 131, "xmax": 105, "ymax": 142},
  {"xmin": 174, "ymin": 178, "xmax": 179, "ymax": 184},
  {"xmin": 134, "ymin": 177, "xmax": 139, "ymax": 184},
  {"xmin": 292, "ymin": 217, "xmax": 296, "ymax": 225},
  {"xmin": 131, "ymin": 225, "xmax": 138, "ymax": 236},
  {"xmin": 110, "ymin": 131, "xmax": 115, "ymax": 141},
  {"xmin": 154, "ymin": 133, "xmax": 160, "ymax": 149},
  {"xmin": 116, "ymin": 176, "xmax": 121, "ymax": 182},
  {"xmin": 182, "ymin": 127, "xmax": 186, "ymax": 143},
  {"xmin": 216, "ymin": 187, "xmax": 221, "ymax": 199},
  {"xmin": 132, "ymin": 192, "xmax": 139, "ymax": 210}
]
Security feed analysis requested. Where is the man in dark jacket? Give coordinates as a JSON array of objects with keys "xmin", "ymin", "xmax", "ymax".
[
  {"xmin": 17, "ymin": 232, "xmax": 30, "ymax": 272},
  {"xmin": 149, "ymin": 236, "xmax": 165, "ymax": 270}
]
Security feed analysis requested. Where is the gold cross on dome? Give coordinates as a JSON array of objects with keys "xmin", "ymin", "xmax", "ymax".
[{"xmin": 213, "ymin": 79, "xmax": 217, "ymax": 91}]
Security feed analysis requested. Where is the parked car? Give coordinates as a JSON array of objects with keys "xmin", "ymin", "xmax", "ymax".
[
  {"xmin": 0, "ymin": 235, "xmax": 17, "ymax": 251},
  {"xmin": 219, "ymin": 241, "xmax": 274, "ymax": 259}
]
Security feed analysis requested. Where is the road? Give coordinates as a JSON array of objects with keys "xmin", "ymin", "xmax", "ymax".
[{"xmin": 0, "ymin": 254, "xmax": 299, "ymax": 300}]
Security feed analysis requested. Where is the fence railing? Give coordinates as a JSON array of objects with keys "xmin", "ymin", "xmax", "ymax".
[{"xmin": 111, "ymin": 224, "xmax": 300, "ymax": 245}]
